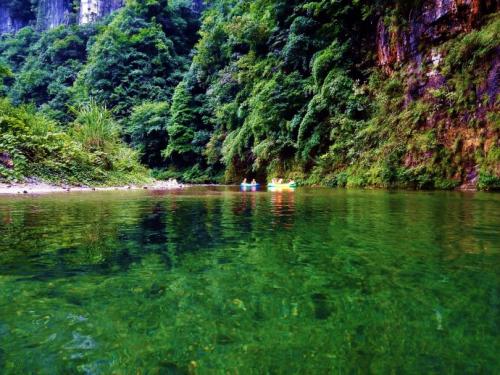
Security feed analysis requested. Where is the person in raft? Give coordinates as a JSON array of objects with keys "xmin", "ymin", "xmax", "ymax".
[
  {"xmin": 251, "ymin": 179, "xmax": 257, "ymax": 185},
  {"xmin": 242, "ymin": 178, "xmax": 247, "ymax": 184}
]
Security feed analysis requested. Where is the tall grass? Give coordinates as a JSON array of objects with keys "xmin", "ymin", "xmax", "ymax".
[{"xmin": 70, "ymin": 99, "xmax": 120, "ymax": 152}]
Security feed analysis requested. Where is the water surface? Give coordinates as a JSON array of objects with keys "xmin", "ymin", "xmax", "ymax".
[{"xmin": 0, "ymin": 187, "xmax": 499, "ymax": 373}]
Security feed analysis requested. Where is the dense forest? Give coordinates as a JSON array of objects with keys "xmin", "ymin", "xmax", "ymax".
[{"xmin": 0, "ymin": 0, "xmax": 498, "ymax": 189}]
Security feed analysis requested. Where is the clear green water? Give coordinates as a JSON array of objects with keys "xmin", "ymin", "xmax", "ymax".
[{"xmin": 0, "ymin": 187, "xmax": 499, "ymax": 374}]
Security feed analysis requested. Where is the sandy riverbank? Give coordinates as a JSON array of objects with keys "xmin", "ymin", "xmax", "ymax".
[{"xmin": 0, "ymin": 180, "xmax": 185, "ymax": 195}]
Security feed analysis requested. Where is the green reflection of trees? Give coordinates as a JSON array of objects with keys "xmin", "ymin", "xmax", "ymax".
[
  {"xmin": 0, "ymin": 189, "xmax": 498, "ymax": 373},
  {"xmin": 0, "ymin": 193, "xmax": 145, "ymax": 275}
]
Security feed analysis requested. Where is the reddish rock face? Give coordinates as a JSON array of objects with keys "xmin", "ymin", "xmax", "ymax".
[
  {"xmin": 376, "ymin": 0, "xmax": 499, "ymax": 108},
  {"xmin": 376, "ymin": 0, "xmax": 499, "ymax": 70},
  {"xmin": 376, "ymin": 0, "xmax": 499, "ymax": 190}
]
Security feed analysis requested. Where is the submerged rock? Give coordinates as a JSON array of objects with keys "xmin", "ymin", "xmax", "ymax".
[
  {"xmin": 158, "ymin": 360, "xmax": 188, "ymax": 375},
  {"xmin": 64, "ymin": 332, "xmax": 96, "ymax": 350},
  {"xmin": 67, "ymin": 313, "xmax": 88, "ymax": 323},
  {"xmin": 77, "ymin": 359, "xmax": 111, "ymax": 375},
  {"xmin": 147, "ymin": 283, "xmax": 166, "ymax": 298},
  {"xmin": 0, "ymin": 348, "xmax": 5, "ymax": 371}
]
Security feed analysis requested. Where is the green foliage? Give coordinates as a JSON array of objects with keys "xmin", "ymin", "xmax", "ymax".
[
  {"xmin": 126, "ymin": 101, "xmax": 169, "ymax": 168},
  {"xmin": 478, "ymin": 173, "xmax": 500, "ymax": 190},
  {"xmin": 154, "ymin": 1, "xmax": 498, "ymax": 188},
  {"xmin": 0, "ymin": 0, "xmax": 201, "ymax": 184},
  {"xmin": 0, "ymin": 24, "xmax": 97, "ymax": 122},
  {"xmin": 0, "ymin": 98, "xmax": 148, "ymax": 185},
  {"xmin": 0, "ymin": 27, "xmax": 39, "ymax": 71},
  {"xmin": 0, "ymin": 1, "xmax": 497, "ymax": 189},
  {"xmin": 69, "ymin": 99, "xmax": 120, "ymax": 153},
  {"xmin": 442, "ymin": 15, "xmax": 500, "ymax": 75},
  {"xmin": 164, "ymin": 81, "xmax": 197, "ymax": 164},
  {"xmin": 170, "ymin": 0, "xmax": 381, "ymax": 182},
  {"xmin": 0, "ymin": 62, "xmax": 12, "ymax": 91},
  {"xmin": 312, "ymin": 41, "xmax": 347, "ymax": 86},
  {"xmin": 75, "ymin": 1, "xmax": 199, "ymax": 119}
]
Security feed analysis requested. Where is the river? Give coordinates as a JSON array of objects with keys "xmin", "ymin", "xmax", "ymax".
[{"xmin": 0, "ymin": 187, "xmax": 498, "ymax": 373}]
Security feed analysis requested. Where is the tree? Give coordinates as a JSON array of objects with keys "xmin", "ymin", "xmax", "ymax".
[
  {"xmin": 164, "ymin": 81, "xmax": 196, "ymax": 167},
  {"xmin": 126, "ymin": 101, "xmax": 169, "ymax": 168}
]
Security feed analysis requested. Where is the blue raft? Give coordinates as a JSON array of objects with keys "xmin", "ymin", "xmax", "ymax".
[{"xmin": 240, "ymin": 183, "xmax": 260, "ymax": 188}]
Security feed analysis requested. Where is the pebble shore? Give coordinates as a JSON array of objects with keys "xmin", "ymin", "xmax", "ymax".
[{"xmin": 0, "ymin": 180, "xmax": 184, "ymax": 195}]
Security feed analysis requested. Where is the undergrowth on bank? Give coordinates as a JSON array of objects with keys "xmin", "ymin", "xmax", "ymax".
[{"xmin": 0, "ymin": 98, "xmax": 149, "ymax": 185}]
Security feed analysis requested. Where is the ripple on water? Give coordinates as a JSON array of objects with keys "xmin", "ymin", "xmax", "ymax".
[
  {"xmin": 0, "ymin": 187, "xmax": 498, "ymax": 373},
  {"xmin": 78, "ymin": 360, "xmax": 111, "ymax": 375},
  {"xmin": 67, "ymin": 313, "xmax": 88, "ymax": 323},
  {"xmin": 64, "ymin": 332, "xmax": 96, "ymax": 350}
]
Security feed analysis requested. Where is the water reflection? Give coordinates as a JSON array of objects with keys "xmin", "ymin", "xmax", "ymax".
[
  {"xmin": 240, "ymin": 185, "xmax": 260, "ymax": 193},
  {"xmin": 0, "ymin": 188, "xmax": 498, "ymax": 373},
  {"xmin": 270, "ymin": 189, "xmax": 295, "ymax": 229}
]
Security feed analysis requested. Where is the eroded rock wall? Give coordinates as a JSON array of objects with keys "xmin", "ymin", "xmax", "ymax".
[
  {"xmin": 0, "ymin": 0, "xmax": 122, "ymax": 33},
  {"xmin": 377, "ymin": 0, "xmax": 499, "ymax": 70},
  {"xmin": 36, "ymin": 0, "xmax": 72, "ymax": 30},
  {"xmin": 0, "ymin": 0, "xmax": 203, "ymax": 33},
  {"xmin": 79, "ymin": 0, "xmax": 123, "ymax": 25},
  {"xmin": 376, "ymin": 0, "xmax": 499, "ymax": 189},
  {"xmin": 0, "ymin": 1, "xmax": 31, "ymax": 33}
]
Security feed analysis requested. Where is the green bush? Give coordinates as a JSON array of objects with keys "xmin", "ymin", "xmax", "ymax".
[
  {"xmin": 126, "ymin": 101, "xmax": 169, "ymax": 168},
  {"xmin": 0, "ymin": 98, "xmax": 148, "ymax": 185},
  {"xmin": 69, "ymin": 99, "xmax": 120, "ymax": 153},
  {"xmin": 478, "ymin": 173, "xmax": 500, "ymax": 191}
]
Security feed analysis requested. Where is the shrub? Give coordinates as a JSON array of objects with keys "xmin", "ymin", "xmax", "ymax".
[
  {"xmin": 126, "ymin": 101, "xmax": 169, "ymax": 168},
  {"xmin": 69, "ymin": 99, "xmax": 120, "ymax": 153},
  {"xmin": 0, "ymin": 98, "xmax": 148, "ymax": 185}
]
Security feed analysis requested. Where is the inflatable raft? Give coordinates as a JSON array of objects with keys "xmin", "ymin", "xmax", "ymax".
[
  {"xmin": 268, "ymin": 182, "xmax": 297, "ymax": 188},
  {"xmin": 240, "ymin": 183, "xmax": 260, "ymax": 188}
]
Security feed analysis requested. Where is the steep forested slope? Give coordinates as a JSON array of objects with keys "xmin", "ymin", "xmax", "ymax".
[
  {"xmin": 0, "ymin": 0, "xmax": 199, "ymax": 184},
  {"xmin": 167, "ymin": 0, "xmax": 499, "ymax": 189},
  {"xmin": 0, "ymin": 0, "xmax": 498, "ymax": 189}
]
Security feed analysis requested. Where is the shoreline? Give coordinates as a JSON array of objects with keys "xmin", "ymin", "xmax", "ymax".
[
  {"xmin": 0, "ymin": 180, "xmax": 185, "ymax": 195},
  {"xmin": 0, "ymin": 181, "xmax": 489, "ymax": 195}
]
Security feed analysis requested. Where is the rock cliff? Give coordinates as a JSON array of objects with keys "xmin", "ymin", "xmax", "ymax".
[
  {"xmin": 0, "ymin": 0, "xmax": 36, "ymax": 34},
  {"xmin": 79, "ymin": 0, "xmax": 123, "ymax": 25},
  {"xmin": 0, "ymin": 0, "xmax": 202, "ymax": 34},
  {"xmin": 376, "ymin": 0, "xmax": 499, "ymax": 189},
  {"xmin": 377, "ymin": 0, "xmax": 498, "ymax": 70},
  {"xmin": 36, "ymin": 0, "xmax": 73, "ymax": 30}
]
